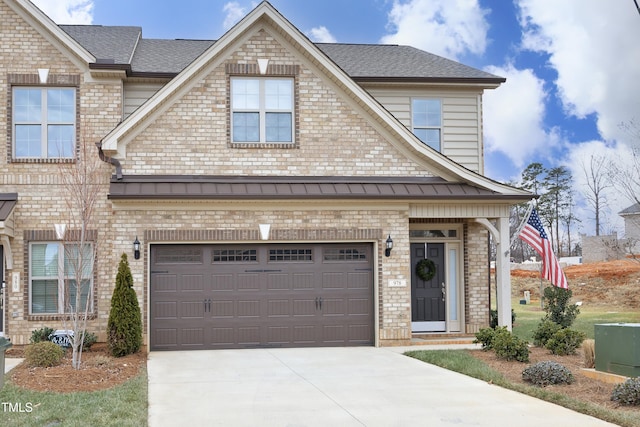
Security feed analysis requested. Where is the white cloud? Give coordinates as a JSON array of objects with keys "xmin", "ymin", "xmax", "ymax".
[
  {"xmin": 380, "ymin": 0, "xmax": 489, "ymax": 60},
  {"xmin": 483, "ymin": 63, "xmax": 556, "ymax": 168},
  {"xmin": 307, "ymin": 26, "xmax": 337, "ymax": 43},
  {"xmin": 32, "ymin": 0, "xmax": 93, "ymax": 24},
  {"xmin": 517, "ymin": 0, "xmax": 640, "ymax": 143},
  {"xmin": 223, "ymin": 2, "xmax": 248, "ymax": 30}
]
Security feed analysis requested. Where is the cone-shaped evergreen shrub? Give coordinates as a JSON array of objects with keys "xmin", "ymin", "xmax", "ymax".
[{"xmin": 108, "ymin": 253, "xmax": 142, "ymax": 357}]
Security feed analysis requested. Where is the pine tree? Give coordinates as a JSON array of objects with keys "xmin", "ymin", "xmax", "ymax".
[{"xmin": 107, "ymin": 253, "xmax": 142, "ymax": 357}]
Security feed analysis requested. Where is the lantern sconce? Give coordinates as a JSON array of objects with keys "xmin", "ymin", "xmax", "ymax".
[
  {"xmin": 133, "ymin": 236, "xmax": 141, "ymax": 260},
  {"xmin": 385, "ymin": 234, "xmax": 393, "ymax": 257}
]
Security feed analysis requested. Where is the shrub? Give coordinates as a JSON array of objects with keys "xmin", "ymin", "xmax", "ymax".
[
  {"xmin": 491, "ymin": 327, "xmax": 530, "ymax": 363},
  {"xmin": 522, "ymin": 361, "xmax": 574, "ymax": 387},
  {"xmin": 474, "ymin": 327, "xmax": 496, "ymax": 350},
  {"xmin": 532, "ymin": 319, "xmax": 562, "ymax": 347},
  {"xmin": 545, "ymin": 328, "xmax": 586, "ymax": 355},
  {"xmin": 30, "ymin": 326, "xmax": 55, "ymax": 344},
  {"xmin": 542, "ymin": 286, "xmax": 580, "ymax": 328},
  {"xmin": 82, "ymin": 331, "xmax": 98, "ymax": 349},
  {"xmin": 489, "ymin": 309, "xmax": 516, "ymax": 329},
  {"xmin": 611, "ymin": 378, "xmax": 640, "ymax": 406},
  {"xmin": 108, "ymin": 253, "xmax": 142, "ymax": 357},
  {"xmin": 24, "ymin": 341, "xmax": 65, "ymax": 367},
  {"xmin": 582, "ymin": 339, "xmax": 595, "ymax": 368}
]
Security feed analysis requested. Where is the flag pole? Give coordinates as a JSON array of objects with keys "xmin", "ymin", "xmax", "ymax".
[
  {"xmin": 512, "ymin": 200, "xmax": 543, "ymax": 307},
  {"xmin": 510, "ymin": 201, "xmax": 535, "ymax": 248}
]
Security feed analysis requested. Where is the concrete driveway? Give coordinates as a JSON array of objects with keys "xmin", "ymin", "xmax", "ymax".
[{"xmin": 148, "ymin": 346, "xmax": 616, "ymax": 427}]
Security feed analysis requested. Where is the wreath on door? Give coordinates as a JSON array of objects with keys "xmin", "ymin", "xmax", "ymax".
[{"xmin": 416, "ymin": 258, "xmax": 436, "ymax": 281}]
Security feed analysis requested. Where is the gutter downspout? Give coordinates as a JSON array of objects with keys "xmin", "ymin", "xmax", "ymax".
[{"xmin": 95, "ymin": 142, "xmax": 123, "ymax": 180}]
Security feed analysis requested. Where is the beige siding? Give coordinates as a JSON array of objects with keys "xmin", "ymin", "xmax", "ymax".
[
  {"xmin": 364, "ymin": 87, "xmax": 484, "ymax": 173},
  {"xmin": 123, "ymin": 82, "xmax": 165, "ymax": 118}
]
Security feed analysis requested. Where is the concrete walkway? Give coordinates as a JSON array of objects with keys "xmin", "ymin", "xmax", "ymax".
[
  {"xmin": 3, "ymin": 357, "xmax": 23, "ymax": 374},
  {"xmin": 148, "ymin": 346, "xmax": 616, "ymax": 427}
]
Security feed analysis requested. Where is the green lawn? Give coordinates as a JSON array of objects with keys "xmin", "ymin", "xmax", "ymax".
[
  {"xmin": 0, "ymin": 370, "xmax": 147, "ymax": 427},
  {"xmin": 511, "ymin": 299, "xmax": 640, "ymax": 342}
]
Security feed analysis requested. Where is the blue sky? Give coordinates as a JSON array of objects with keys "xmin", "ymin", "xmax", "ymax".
[{"xmin": 33, "ymin": 0, "xmax": 640, "ymax": 236}]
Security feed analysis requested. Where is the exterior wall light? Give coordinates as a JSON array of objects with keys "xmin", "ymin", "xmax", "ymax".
[
  {"xmin": 133, "ymin": 236, "xmax": 141, "ymax": 260},
  {"xmin": 385, "ymin": 234, "xmax": 393, "ymax": 257}
]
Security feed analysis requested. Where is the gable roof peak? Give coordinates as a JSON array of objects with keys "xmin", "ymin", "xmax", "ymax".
[{"xmin": 5, "ymin": 0, "xmax": 95, "ymax": 63}]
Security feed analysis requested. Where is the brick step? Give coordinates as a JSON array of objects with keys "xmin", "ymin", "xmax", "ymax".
[{"xmin": 408, "ymin": 335, "xmax": 476, "ymax": 346}]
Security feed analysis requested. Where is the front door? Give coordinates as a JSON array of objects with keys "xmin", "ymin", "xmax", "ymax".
[{"xmin": 411, "ymin": 243, "xmax": 445, "ymax": 332}]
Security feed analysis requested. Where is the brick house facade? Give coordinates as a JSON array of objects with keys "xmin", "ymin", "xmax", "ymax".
[{"xmin": 0, "ymin": 0, "xmax": 531, "ymax": 347}]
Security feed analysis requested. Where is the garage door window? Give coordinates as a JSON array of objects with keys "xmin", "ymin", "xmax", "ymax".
[
  {"xmin": 323, "ymin": 248, "xmax": 367, "ymax": 261},
  {"xmin": 155, "ymin": 247, "xmax": 203, "ymax": 264},
  {"xmin": 212, "ymin": 249, "xmax": 257, "ymax": 262},
  {"xmin": 269, "ymin": 248, "xmax": 312, "ymax": 261}
]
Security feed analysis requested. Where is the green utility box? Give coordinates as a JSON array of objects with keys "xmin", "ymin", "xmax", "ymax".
[
  {"xmin": 0, "ymin": 336, "xmax": 12, "ymax": 388},
  {"xmin": 595, "ymin": 323, "xmax": 640, "ymax": 378}
]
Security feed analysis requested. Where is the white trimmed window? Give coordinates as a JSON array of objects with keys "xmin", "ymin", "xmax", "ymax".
[
  {"xmin": 412, "ymin": 98, "xmax": 442, "ymax": 151},
  {"xmin": 231, "ymin": 77, "xmax": 293, "ymax": 143},
  {"xmin": 30, "ymin": 242, "xmax": 93, "ymax": 314},
  {"xmin": 13, "ymin": 87, "xmax": 76, "ymax": 159}
]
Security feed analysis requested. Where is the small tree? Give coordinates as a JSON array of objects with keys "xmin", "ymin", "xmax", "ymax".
[
  {"xmin": 542, "ymin": 286, "xmax": 580, "ymax": 328},
  {"xmin": 108, "ymin": 253, "xmax": 142, "ymax": 357}
]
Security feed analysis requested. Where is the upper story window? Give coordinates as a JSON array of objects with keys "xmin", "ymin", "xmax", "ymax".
[
  {"xmin": 412, "ymin": 98, "xmax": 442, "ymax": 151},
  {"xmin": 13, "ymin": 87, "xmax": 76, "ymax": 159},
  {"xmin": 231, "ymin": 77, "xmax": 293, "ymax": 144}
]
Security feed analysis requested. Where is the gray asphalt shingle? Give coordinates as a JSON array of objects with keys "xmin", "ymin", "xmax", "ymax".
[
  {"xmin": 59, "ymin": 25, "xmax": 502, "ymax": 81},
  {"xmin": 131, "ymin": 39, "xmax": 215, "ymax": 74},
  {"xmin": 60, "ymin": 25, "xmax": 141, "ymax": 65}
]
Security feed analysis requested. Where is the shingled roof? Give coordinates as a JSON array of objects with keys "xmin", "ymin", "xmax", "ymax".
[
  {"xmin": 316, "ymin": 43, "xmax": 502, "ymax": 81},
  {"xmin": 60, "ymin": 25, "xmax": 503, "ymax": 82},
  {"xmin": 60, "ymin": 25, "xmax": 141, "ymax": 65}
]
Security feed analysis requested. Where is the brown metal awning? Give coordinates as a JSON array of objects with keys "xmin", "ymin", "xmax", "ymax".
[
  {"xmin": 108, "ymin": 175, "xmax": 524, "ymax": 201},
  {"xmin": 0, "ymin": 193, "xmax": 17, "ymax": 221}
]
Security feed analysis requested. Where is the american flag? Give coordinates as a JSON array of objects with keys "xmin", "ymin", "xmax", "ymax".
[{"xmin": 518, "ymin": 208, "xmax": 569, "ymax": 289}]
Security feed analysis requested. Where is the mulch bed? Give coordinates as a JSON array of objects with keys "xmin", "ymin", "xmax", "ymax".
[{"xmin": 6, "ymin": 343, "xmax": 146, "ymax": 393}]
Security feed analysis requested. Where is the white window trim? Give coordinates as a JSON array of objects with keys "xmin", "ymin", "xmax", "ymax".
[
  {"xmin": 29, "ymin": 241, "xmax": 94, "ymax": 315},
  {"xmin": 411, "ymin": 97, "xmax": 442, "ymax": 151},
  {"xmin": 230, "ymin": 77, "xmax": 294, "ymax": 144},
  {"xmin": 12, "ymin": 86, "xmax": 76, "ymax": 159}
]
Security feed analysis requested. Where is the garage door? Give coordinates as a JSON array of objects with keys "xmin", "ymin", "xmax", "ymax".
[{"xmin": 150, "ymin": 243, "xmax": 374, "ymax": 350}]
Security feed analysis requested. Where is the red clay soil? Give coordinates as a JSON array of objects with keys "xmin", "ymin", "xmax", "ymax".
[{"xmin": 510, "ymin": 259, "xmax": 640, "ymax": 309}]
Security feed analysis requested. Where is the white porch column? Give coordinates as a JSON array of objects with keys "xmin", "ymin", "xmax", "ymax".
[
  {"xmin": 495, "ymin": 216, "xmax": 512, "ymax": 330},
  {"xmin": 474, "ymin": 217, "xmax": 512, "ymax": 331}
]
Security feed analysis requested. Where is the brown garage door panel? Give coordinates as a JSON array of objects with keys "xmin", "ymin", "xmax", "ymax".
[{"xmin": 150, "ymin": 244, "xmax": 374, "ymax": 350}]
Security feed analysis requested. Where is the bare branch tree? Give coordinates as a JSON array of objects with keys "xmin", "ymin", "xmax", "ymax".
[
  {"xmin": 57, "ymin": 130, "xmax": 104, "ymax": 369},
  {"xmin": 611, "ymin": 121, "xmax": 640, "ymax": 206},
  {"xmin": 580, "ymin": 154, "xmax": 612, "ymax": 236}
]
